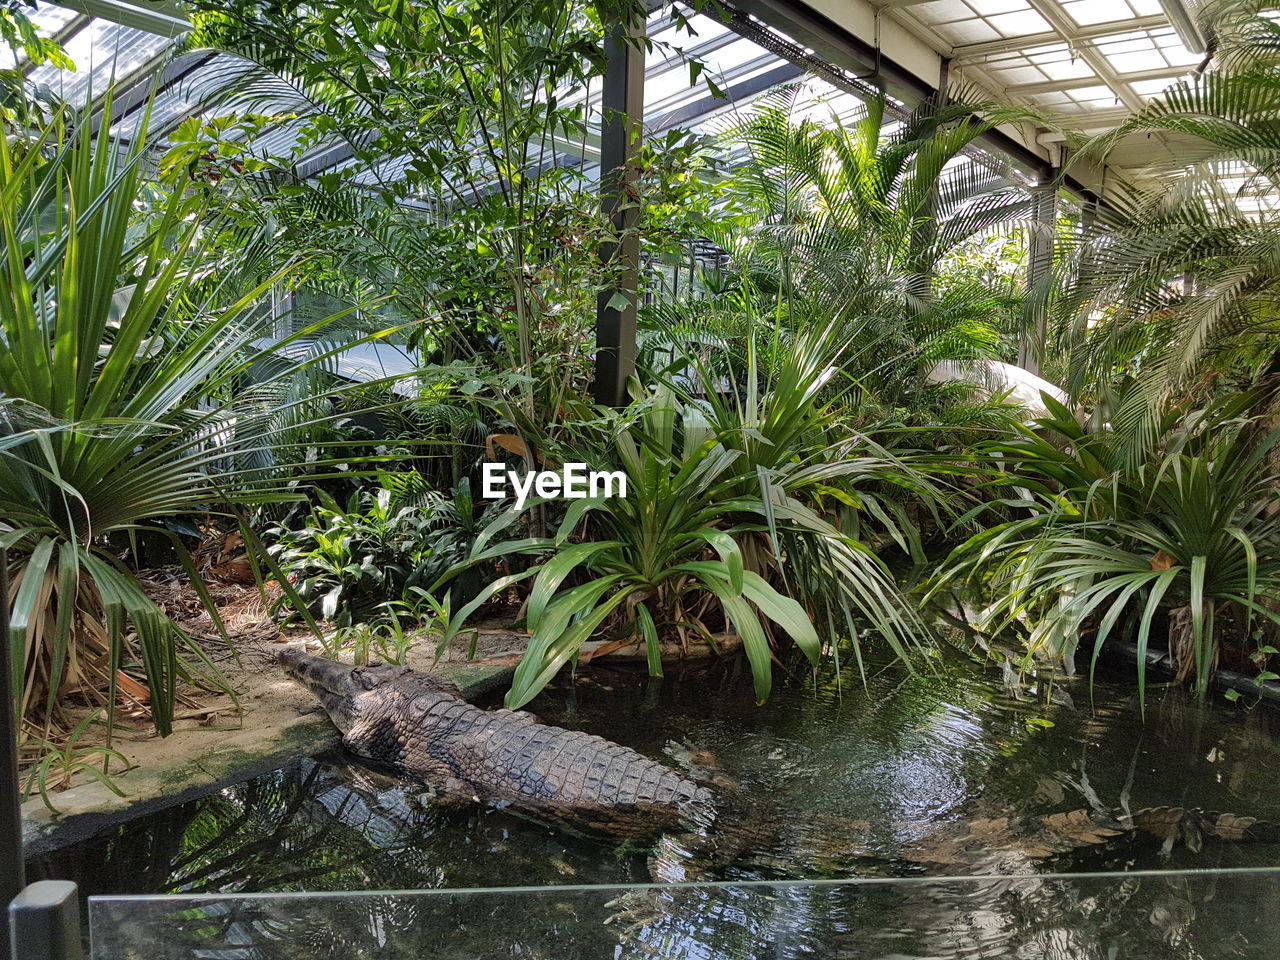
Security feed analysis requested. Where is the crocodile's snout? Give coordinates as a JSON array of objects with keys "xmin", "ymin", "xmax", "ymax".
[
  {"xmin": 279, "ymin": 648, "xmax": 359, "ymax": 698},
  {"xmin": 279, "ymin": 650, "xmax": 424, "ymax": 734},
  {"xmin": 279, "ymin": 649, "xmax": 371, "ymax": 733}
]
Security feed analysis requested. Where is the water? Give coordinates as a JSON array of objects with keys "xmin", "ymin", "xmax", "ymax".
[{"xmin": 29, "ymin": 651, "xmax": 1280, "ymax": 957}]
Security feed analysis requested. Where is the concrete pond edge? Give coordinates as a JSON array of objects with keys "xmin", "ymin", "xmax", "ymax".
[{"xmin": 21, "ymin": 661, "xmax": 516, "ymax": 857}]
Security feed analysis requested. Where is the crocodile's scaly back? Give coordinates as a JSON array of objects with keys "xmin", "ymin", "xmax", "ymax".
[{"xmin": 280, "ymin": 650, "xmax": 714, "ymax": 837}]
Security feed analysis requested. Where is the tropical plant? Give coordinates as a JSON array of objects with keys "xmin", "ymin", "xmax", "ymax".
[
  {"xmin": 176, "ymin": 0, "xmax": 717, "ymax": 462},
  {"xmin": 22, "ymin": 709, "xmax": 131, "ymax": 814},
  {"xmin": 640, "ymin": 283, "xmax": 992, "ymax": 554},
  {"xmin": 930, "ymin": 391, "xmax": 1280, "ymax": 700},
  {"xmin": 0, "ymin": 0, "xmax": 72, "ymax": 70},
  {"xmin": 707, "ymin": 83, "xmax": 1039, "ymax": 408},
  {"xmin": 271, "ymin": 475, "xmax": 521, "ymax": 629},
  {"xmin": 0, "ymin": 103, "xmax": 403, "ymax": 742},
  {"xmin": 437, "ymin": 370, "xmax": 934, "ymax": 708},
  {"xmin": 270, "ymin": 486, "xmax": 444, "ymax": 628},
  {"xmin": 1058, "ymin": 0, "xmax": 1280, "ymax": 449},
  {"xmin": 440, "ymin": 386, "xmax": 822, "ymax": 707}
]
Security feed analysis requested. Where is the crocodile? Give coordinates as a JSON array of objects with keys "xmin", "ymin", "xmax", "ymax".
[
  {"xmin": 280, "ymin": 650, "xmax": 714, "ymax": 839},
  {"xmin": 280, "ymin": 651, "xmax": 1280, "ymax": 869}
]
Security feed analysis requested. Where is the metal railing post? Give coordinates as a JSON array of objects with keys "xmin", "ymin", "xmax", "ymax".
[
  {"xmin": 1, "ymin": 544, "xmax": 24, "ymax": 960},
  {"xmin": 9, "ymin": 881, "xmax": 82, "ymax": 960}
]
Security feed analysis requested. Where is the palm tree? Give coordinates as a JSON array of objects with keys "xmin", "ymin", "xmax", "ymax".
[
  {"xmin": 704, "ymin": 83, "xmax": 1040, "ymax": 407},
  {"xmin": 1058, "ymin": 0, "xmax": 1280, "ymax": 450}
]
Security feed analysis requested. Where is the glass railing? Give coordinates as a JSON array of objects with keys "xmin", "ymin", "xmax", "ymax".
[{"xmin": 87, "ymin": 867, "xmax": 1280, "ymax": 960}]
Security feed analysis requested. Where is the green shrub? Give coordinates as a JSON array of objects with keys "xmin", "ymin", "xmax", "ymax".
[
  {"xmin": 271, "ymin": 487, "xmax": 443, "ymax": 627},
  {"xmin": 270, "ymin": 479, "xmax": 514, "ymax": 628},
  {"xmin": 438, "ymin": 373, "xmax": 931, "ymax": 709},
  {"xmin": 931, "ymin": 392, "xmax": 1280, "ymax": 699}
]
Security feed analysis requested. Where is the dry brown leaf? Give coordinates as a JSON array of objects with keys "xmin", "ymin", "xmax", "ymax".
[{"xmin": 115, "ymin": 670, "xmax": 150, "ymax": 703}]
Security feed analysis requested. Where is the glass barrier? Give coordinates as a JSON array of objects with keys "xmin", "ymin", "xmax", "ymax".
[{"xmin": 87, "ymin": 867, "xmax": 1280, "ymax": 960}]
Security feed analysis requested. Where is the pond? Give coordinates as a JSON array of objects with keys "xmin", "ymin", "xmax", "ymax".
[{"xmin": 28, "ymin": 650, "xmax": 1280, "ymax": 958}]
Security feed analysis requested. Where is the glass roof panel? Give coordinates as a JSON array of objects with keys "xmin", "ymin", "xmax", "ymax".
[
  {"xmin": 649, "ymin": 9, "xmax": 731, "ymax": 49},
  {"xmin": 0, "ymin": 0, "xmax": 1243, "ymax": 209},
  {"xmin": 976, "ymin": 0, "xmax": 1034, "ymax": 14},
  {"xmin": 1062, "ymin": 0, "xmax": 1140, "ymax": 26},
  {"xmin": 1033, "ymin": 56, "xmax": 1096, "ymax": 82},
  {"xmin": 1130, "ymin": 76, "xmax": 1189, "ymax": 97},
  {"xmin": 29, "ymin": 3, "xmax": 80, "ymax": 33},
  {"xmin": 882, "ymin": 0, "xmax": 1206, "ymax": 159},
  {"xmin": 110, "ymin": 54, "xmax": 251, "ymax": 138},
  {"xmin": 932, "ymin": 19, "xmax": 1004, "ymax": 45},
  {"xmin": 26, "ymin": 19, "xmax": 170, "ymax": 107},
  {"xmin": 983, "ymin": 63, "xmax": 1044, "ymax": 84},
  {"xmin": 986, "ymin": 10, "xmax": 1052, "ymax": 35}
]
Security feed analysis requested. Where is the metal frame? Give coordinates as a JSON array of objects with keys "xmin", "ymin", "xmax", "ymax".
[
  {"xmin": 949, "ymin": 14, "xmax": 1169, "ymax": 61},
  {"xmin": 17, "ymin": 0, "xmax": 1201, "ymax": 209},
  {"xmin": 8, "ymin": 882, "xmax": 82, "ymax": 960},
  {"xmin": 1020, "ymin": 0, "xmax": 1144, "ymax": 113},
  {"xmin": 726, "ymin": 0, "xmax": 1067, "ymax": 188},
  {"xmin": 1007, "ymin": 64, "xmax": 1193, "ymax": 98},
  {"xmin": 51, "ymin": 0, "xmax": 190, "ymax": 38}
]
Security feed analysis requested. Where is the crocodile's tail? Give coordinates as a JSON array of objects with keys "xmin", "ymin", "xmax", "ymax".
[
  {"xmin": 1037, "ymin": 805, "xmax": 1280, "ymax": 852},
  {"xmin": 883, "ymin": 806, "xmax": 1280, "ymax": 868},
  {"xmin": 1122, "ymin": 806, "xmax": 1280, "ymax": 847}
]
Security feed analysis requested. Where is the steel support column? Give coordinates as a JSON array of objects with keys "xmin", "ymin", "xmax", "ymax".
[
  {"xmin": 593, "ymin": 7, "xmax": 645, "ymax": 408},
  {"xmin": 1018, "ymin": 183, "xmax": 1057, "ymax": 377}
]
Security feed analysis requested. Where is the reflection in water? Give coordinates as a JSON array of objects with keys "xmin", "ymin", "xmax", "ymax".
[
  {"xmin": 33, "ymin": 651, "xmax": 1280, "ymax": 958},
  {"xmin": 89, "ymin": 872, "xmax": 1280, "ymax": 960}
]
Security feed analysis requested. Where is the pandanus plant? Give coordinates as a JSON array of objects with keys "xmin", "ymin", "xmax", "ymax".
[
  {"xmin": 437, "ymin": 386, "xmax": 822, "ymax": 708},
  {"xmin": 0, "ymin": 102, "xmax": 397, "ymax": 742},
  {"xmin": 930, "ymin": 391, "xmax": 1280, "ymax": 700}
]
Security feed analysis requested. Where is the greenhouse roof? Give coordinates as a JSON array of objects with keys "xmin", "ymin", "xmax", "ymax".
[{"xmin": 4, "ymin": 1, "xmax": 1219, "ymax": 197}]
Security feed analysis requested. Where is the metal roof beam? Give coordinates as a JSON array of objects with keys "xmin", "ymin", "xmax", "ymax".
[
  {"xmin": 951, "ymin": 14, "xmax": 1168, "ymax": 61},
  {"xmin": 595, "ymin": 10, "xmax": 645, "ymax": 408},
  {"xmin": 728, "ymin": 0, "xmax": 1065, "ymax": 181},
  {"xmin": 652, "ymin": 61, "xmax": 804, "ymax": 131},
  {"xmin": 1034, "ymin": 108, "xmax": 1134, "ymax": 139},
  {"xmin": 92, "ymin": 50, "xmax": 217, "ymax": 134},
  {"xmin": 50, "ymin": 0, "xmax": 190, "ymax": 38},
  {"xmin": 1022, "ymin": 0, "xmax": 1144, "ymax": 112},
  {"xmin": 1009, "ymin": 64, "xmax": 1192, "ymax": 97},
  {"xmin": 645, "ymin": 50, "xmax": 785, "ymax": 116}
]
